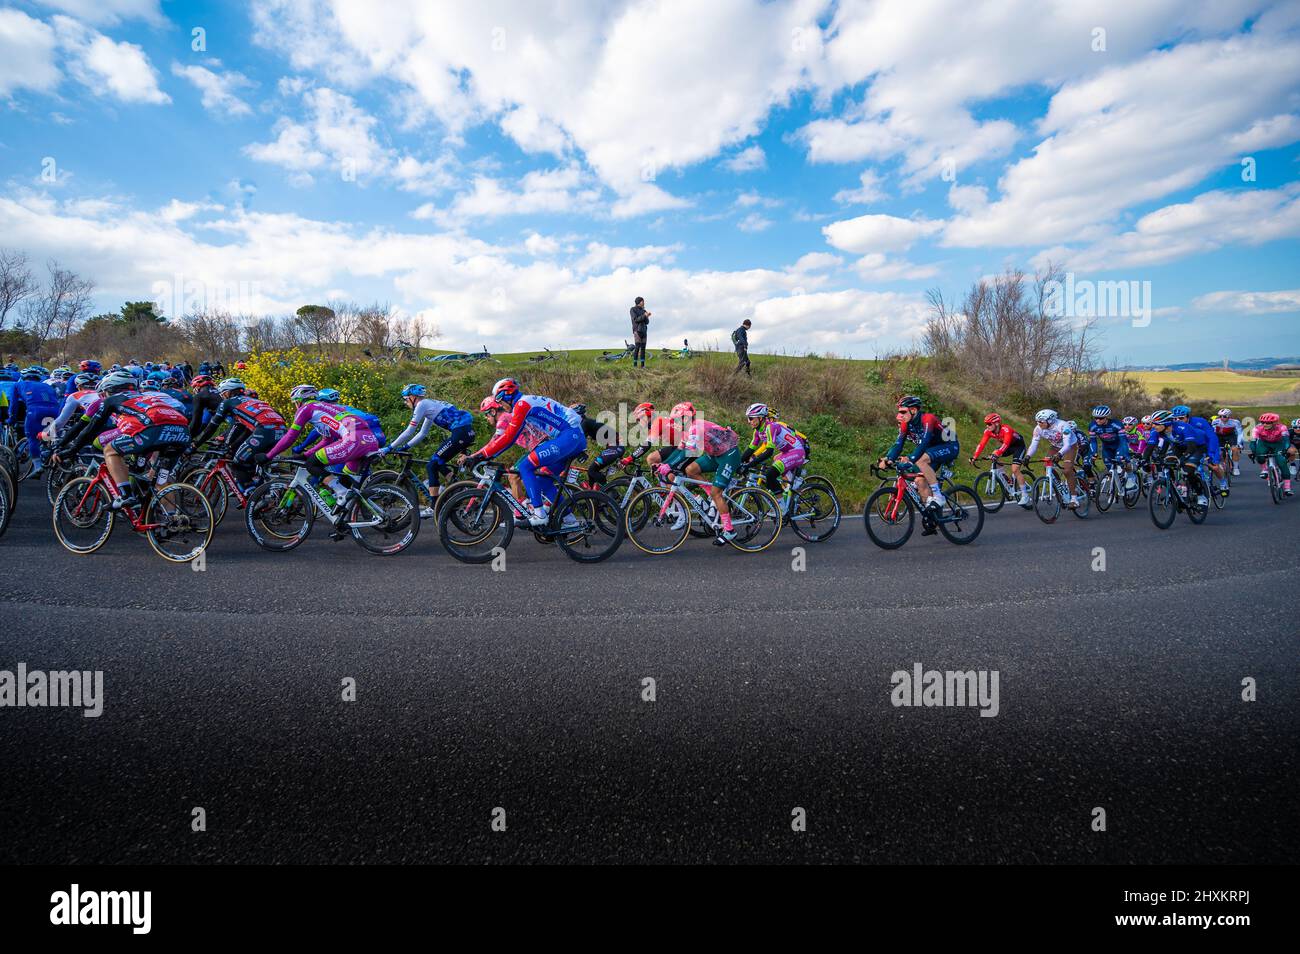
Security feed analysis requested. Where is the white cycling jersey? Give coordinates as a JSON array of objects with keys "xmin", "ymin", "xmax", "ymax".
[{"xmin": 1026, "ymin": 420, "xmax": 1076, "ymax": 457}]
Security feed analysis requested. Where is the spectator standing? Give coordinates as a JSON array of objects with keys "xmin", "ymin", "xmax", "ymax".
[
  {"xmin": 630, "ymin": 297, "xmax": 650, "ymax": 368},
  {"xmin": 732, "ymin": 319, "xmax": 752, "ymax": 376}
]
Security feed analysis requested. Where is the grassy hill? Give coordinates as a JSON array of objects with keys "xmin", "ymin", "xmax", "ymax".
[{"xmin": 1103, "ymin": 369, "xmax": 1300, "ymax": 405}]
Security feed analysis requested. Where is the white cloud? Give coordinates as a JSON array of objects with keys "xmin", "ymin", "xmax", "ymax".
[
  {"xmin": 499, "ymin": 106, "xmax": 569, "ymax": 156},
  {"xmin": 1192, "ymin": 288, "xmax": 1300, "ymax": 314},
  {"xmin": 575, "ymin": 242, "xmax": 681, "ymax": 272},
  {"xmin": 796, "ymin": 118, "xmax": 902, "ymax": 163},
  {"xmin": 833, "ymin": 169, "xmax": 885, "ymax": 206},
  {"xmin": 245, "ymin": 120, "xmax": 327, "ymax": 172},
  {"xmin": 37, "ymin": 1, "xmax": 164, "ymax": 26},
  {"xmin": 53, "ymin": 15, "xmax": 169, "ymax": 104},
  {"xmin": 737, "ymin": 212, "xmax": 772, "ymax": 233},
  {"xmin": 0, "ymin": 10, "xmax": 60, "ymax": 97},
  {"xmin": 852, "ymin": 253, "xmax": 938, "ymax": 282},
  {"xmin": 523, "ymin": 232, "xmax": 561, "ymax": 257},
  {"xmin": 172, "ymin": 61, "xmax": 254, "ymax": 118},
  {"xmin": 722, "ymin": 145, "xmax": 766, "ymax": 172},
  {"xmin": 436, "ymin": 165, "xmax": 603, "ymax": 224},
  {"xmin": 790, "ymin": 252, "xmax": 841, "ymax": 273},
  {"xmin": 823, "ymin": 213, "xmax": 943, "ymax": 254}
]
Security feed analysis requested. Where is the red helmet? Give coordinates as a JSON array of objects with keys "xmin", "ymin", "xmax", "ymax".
[
  {"xmin": 632, "ymin": 401, "xmax": 654, "ymax": 422},
  {"xmin": 479, "ymin": 396, "xmax": 502, "ymax": 414},
  {"xmin": 669, "ymin": 401, "xmax": 695, "ymax": 420},
  {"xmin": 984, "ymin": 413, "xmax": 1002, "ymax": 429},
  {"xmin": 235, "ymin": 361, "xmax": 247, "ymax": 370},
  {"xmin": 1258, "ymin": 412, "xmax": 1280, "ymax": 425},
  {"xmin": 190, "ymin": 374, "xmax": 214, "ymax": 389},
  {"xmin": 491, "ymin": 378, "xmax": 520, "ymax": 402}
]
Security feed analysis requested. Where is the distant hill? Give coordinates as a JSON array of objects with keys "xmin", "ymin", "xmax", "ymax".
[{"xmin": 1118, "ymin": 357, "xmax": 1300, "ymax": 371}]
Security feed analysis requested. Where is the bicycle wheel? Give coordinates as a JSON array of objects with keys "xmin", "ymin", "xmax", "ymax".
[
  {"xmin": 1148, "ymin": 476, "xmax": 1177, "ymax": 529},
  {"xmin": 145, "ymin": 482, "xmax": 215, "ymax": 562},
  {"xmin": 974, "ymin": 471, "xmax": 1007, "ymax": 513},
  {"xmin": 0, "ymin": 473, "xmax": 9, "ymax": 540},
  {"xmin": 623, "ymin": 486, "xmax": 691, "ymax": 555},
  {"xmin": 1095, "ymin": 473, "xmax": 1116, "ymax": 512},
  {"xmin": 788, "ymin": 480, "xmax": 840, "ymax": 542},
  {"xmin": 553, "ymin": 489, "xmax": 624, "ymax": 563},
  {"xmin": 14, "ymin": 443, "xmax": 33, "ymax": 481},
  {"xmin": 1210, "ymin": 477, "xmax": 1227, "ymax": 510},
  {"xmin": 1032, "ymin": 477, "xmax": 1061, "ymax": 524},
  {"xmin": 52, "ymin": 477, "xmax": 115, "ymax": 554},
  {"xmin": 726, "ymin": 486, "xmax": 781, "ymax": 552},
  {"xmin": 194, "ymin": 465, "xmax": 230, "ymax": 526},
  {"xmin": 44, "ymin": 459, "xmax": 76, "ymax": 507},
  {"xmin": 0, "ymin": 444, "xmax": 16, "ymax": 477},
  {"xmin": 438, "ymin": 485, "xmax": 513, "ymax": 563},
  {"xmin": 434, "ymin": 478, "xmax": 480, "ymax": 523},
  {"xmin": 936, "ymin": 484, "xmax": 985, "ymax": 544},
  {"xmin": 1121, "ymin": 472, "xmax": 1141, "ymax": 508},
  {"xmin": 1071, "ymin": 482, "xmax": 1091, "ymax": 518},
  {"xmin": 245, "ymin": 480, "xmax": 314, "ymax": 551},
  {"xmin": 1269, "ymin": 466, "xmax": 1282, "ymax": 504},
  {"xmin": 1185, "ymin": 477, "xmax": 1209, "ymax": 524},
  {"xmin": 0, "ymin": 464, "xmax": 15, "ymax": 536},
  {"xmin": 864, "ymin": 485, "xmax": 914, "ymax": 549},
  {"xmin": 348, "ymin": 482, "xmax": 419, "ymax": 555}
]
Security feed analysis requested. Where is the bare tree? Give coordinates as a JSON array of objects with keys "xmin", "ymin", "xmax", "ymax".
[
  {"xmin": 355, "ymin": 302, "xmax": 396, "ymax": 353},
  {"xmin": 21, "ymin": 261, "xmax": 95, "ymax": 357},
  {"xmin": 0, "ymin": 249, "xmax": 38, "ymax": 331},
  {"xmin": 179, "ymin": 310, "xmax": 243, "ymax": 362}
]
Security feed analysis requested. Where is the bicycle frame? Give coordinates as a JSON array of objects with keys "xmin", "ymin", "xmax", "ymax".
[
  {"xmin": 656, "ymin": 472, "xmax": 759, "ymax": 532},
  {"xmin": 72, "ymin": 462, "xmax": 161, "ymax": 531},
  {"xmin": 281, "ymin": 466, "xmax": 387, "ymax": 529}
]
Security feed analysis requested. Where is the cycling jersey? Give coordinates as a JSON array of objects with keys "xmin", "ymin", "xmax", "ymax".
[
  {"xmin": 1025, "ymin": 421, "xmax": 1076, "ymax": 457},
  {"xmin": 628, "ymin": 415, "xmax": 681, "ymax": 460},
  {"xmin": 55, "ymin": 391, "xmax": 189, "ymax": 456},
  {"xmin": 189, "ymin": 386, "xmax": 223, "ymax": 437},
  {"xmin": 1253, "ymin": 422, "xmax": 1288, "ymax": 444},
  {"xmin": 389, "ymin": 397, "xmax": 473, "ymax": 451},
  {"xmin": 475, "ymin": 394, "xmax": 582, "ymax": 460},
  {"xmin": 1213, "ymin": 417, "xmax": 1244, "ymax": 446},
  {"xmin": 973, "ymin": 424, "xmax": 1025, "ymax": 459},
  {"xmin": 267, "ymin": 401, "xmax": 355, "ymax": 458},
  {"xmin": 745, "ymin": 419, "xmax": 807, "ymax": 474},
  {"xmin": 49, "ymin": 388, "xmax": 100, "ymax": 437},
  {"xmin": 679, "ymin": 418, "xmax": 740, "ymax": 458},
  {"xmin": 193, "ymin": 396, "xmax": 287, "ymax": 446},
  {"xmin": 886, "ymin": 411, "xmax": 948, "ymax": 462}
]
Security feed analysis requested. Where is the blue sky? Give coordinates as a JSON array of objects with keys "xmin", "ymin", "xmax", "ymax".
[{"xmin": 1, "ymin": 0, "xmax": 1299, "ymax": 364}]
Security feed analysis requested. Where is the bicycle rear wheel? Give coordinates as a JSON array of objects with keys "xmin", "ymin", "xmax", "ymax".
[
  {"xmin": 245, "ymin": 480, "xmax": 314, "ymax": 551},
  {"xmin": 788, "ymin": 479, "xmax": 840, "ymax": 542},
  {"xmin": 624, "ymin": 486, "xmax": 691, "ymax": 554},
  {"xmin": 1148, "ymin": 476, "xmax": 1177, "ymax": 529},
  {"xmin": 194, "ymin": 465, "xmax": 230, "ymax": 526},
  {"xmin": 0, "ymin": 473, "xmax": 10, "ymax": 540},
  {"xmin": 726, "ymin": 487, "xmax": 781, "ymax": 552},
  {"xmin": 52, "ymin": 477, "xmax": 115, "ymax": 554},
  {"xmin": 936, "ymin": 484, "xmax": 984, "ymax": 545},
  {"xmin": 1032, "ymin": 477, "xmax": 1061, "ymax": 524},
  {"xmin": 145, "ymin": 482, "xmax": 214, "ymax": 562},
  {"xmin": 438, "ymin": 486, "xmax": 513, "ymax": 563},
  {"xmin": 864, "ymin": 485, "xmax": 914, "ymax": 549},
  {"xmin": 0, "ymin": 464, "xmax": 15, "ymax": 536},
  {"xmin": 553, "ymin": 489, "xmax": 624, "ymax": 563},
  {"xmin": 348, "ymin": 483, "xmax": 419, "ymax": 554}
]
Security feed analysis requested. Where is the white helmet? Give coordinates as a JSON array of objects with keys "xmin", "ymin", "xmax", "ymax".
[
  {"xmin": 1217, "ymin": 407, "xmax": 1232, "ymax": 418},
  {"xmin": 1034, "ymin": 408, "xmax": 1058, "ymax": 426},
  {"xmin": 745, "ymin": 402, "xmax": 770, "ymax": 419},
  {"xmin": 289, "ymin": 384, "xmax": 318, "ymax": 402},
  {"xmin": 217, "ymin": 377, "xmax": 245, "ymax": 395},
  {"xmin": 98, "ymin": 370, "xmax": 138, "ymax": 393}
]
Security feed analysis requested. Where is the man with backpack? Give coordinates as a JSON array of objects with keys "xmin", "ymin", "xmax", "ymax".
[{"xmin": 732, "ymin": 319, "xmax": 752, "ymax": 376}]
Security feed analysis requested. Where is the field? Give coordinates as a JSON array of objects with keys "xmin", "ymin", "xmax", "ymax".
[{"xmin": 1106, "ymin": 369, "xmax": 1300, "ymax": 405}]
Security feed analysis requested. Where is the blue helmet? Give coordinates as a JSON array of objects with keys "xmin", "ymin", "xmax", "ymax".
[
  {"xmin": 1091, "ymin": 405, "xmax": 1111, "ymax": 418},
  {"xmin": 318, "ymin": 388, "xmax": 340, "ymax": 401},
  {"xmin": 147, "ymin": 370, "xmax": 169, "ymax": 382},
  {"xmin": 20, "ymin": 366, "xmax": 42, "ymax": 380},
  {"xmin": 401, "ymin": 383, "xmax": 426, "ymax": 398},
  {"xmin": 1170, "ymin": 404, "xmax": 1191, "ymax": 417}
]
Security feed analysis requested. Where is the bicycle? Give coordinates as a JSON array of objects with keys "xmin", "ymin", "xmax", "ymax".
[
  {"xmin": 1031, "ymin": 457, "xmax": 1090, "ymax": 523},
  {"xmin": 1250, "ymin": 451, "xmax": 1286, "ymax": 505},
  {"xmin": 1095, "ymin": 456, "xmax": 1141, "ymax": 512},
  {"xmin": 527, "ymin": 347, "xmax": 568, "ymax": 364},
  {"xmin": 52, "ymin": 459, "xmax": 214, "ymax": 562},
  {"xmin": 1148, "ymin": 453, "xmax": 1210, "ymax": 528},
  {"xmin": 438, "ymin": 461, "xmax": 624, "ymax": 564},
  {"xmin": 738, "ymin": 464, "xmax": 841, "ymax": 543},
  {"xmin": 595, "ymin": 341, "xmax": 636, "ymax": 363},
  {"xmin": 623, "ymin": 469, "xmax": 781, "ymax": 555},
  {"xmin": 972, "ymin": 455, "xmax": 1036, "ymax": 513},
  {"xmin": 863, "ymin": 461, "xmax": 983, "ymax": 549},
  {"xmin": 2, "ymin": 424, "xmax": 34, "ymax": 481},
  {"xmin": 244, "ymin": 458, "xmax": 419, "ymax": 554},
  {"xmin": 368, "ymin": 450, "xmax": 437, "ymax": 518}
]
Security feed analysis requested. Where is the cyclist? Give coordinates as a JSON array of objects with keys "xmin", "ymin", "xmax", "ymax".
[
  {"xmin": 257, "ymin": 385, "xmax": 382, "ymax": 507},
  {"xmin": 971, "ymin": 412, "xmax": 1031, "ymax": 508},
  {"xmin": 463, "ymin": 379, "xmax": 586, "ymax": 527},
  {"xmin": 45, "ymin": 371, "xmax": 101, "ymax": 442},
  {"xmin": 475, "ymin": 396, "xmax": 529, "ymax": 503},
  {"xmin": 189, "ymin": 378, "xmax": 288, "ymax": 494},
  {"xmin": 1171, "ymin": 404, "xmax": 1228, "ymax": 496},
  {"xmin": 741, "ymin": 402, "xmax": 806, "ymax": 512},
  {"xmin": 188, "ymin": 374, "xmax": 223, "ymax": 438},
  {"xmin": 620, "ymin": 401, "xmax": 681, "ymax": 471},
  {"xmin": 1250, "ymin": 413, "xmax": 1291, "ymax": 495},
  {"xmin": 1025, "ymin": 409, "xmax": 1084, "ymax": 508},
  {"xmin": 1148, "ymin": 408, "xmax": 1211, "ymax": 508},
  {"xmin": 51, "ymin": 370, "xmax": 191, "ymax": 509},
  {"xmin": 572, "ymin": 402, "xmax": 624, "ymax": 488},
  {"xmin": 657, "ymin": 401, "xmax": 744, "ymax": 545},
  {"xmin": 880, "ymin": 395, "xmax": 958, "ymax": 510},
  {"xmin": 9, "ymin": 367, "xmax": 61, "ymax": 476},
  {"xmin": 1088, "ymin": 405, "xmax": 1136, "ymax": 492},
  {"xmin": 1213, "ymin": 408, "xmax": 1244, "ymax": 477},
  {"xmin": 382, "ymin": 383, "xmax": 475, "ymax": 515},
  {"xmin": 1289, "ymin": 418, "xmax": 1300, "ymax": 475}
]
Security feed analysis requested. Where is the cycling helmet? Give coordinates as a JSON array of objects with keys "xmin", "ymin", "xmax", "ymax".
[
  {"xmin": 73, "ymin": 372, "xmax": 98, "ymax": 390},
  {"xmin": 571, "ymin": 403, "xmax": 588, "ymax": 417},
  {"xmin": 99, "ymin": 370, "xmax": 137, "ymax": 393},
  {"xmin": 1148, "ymin": 410, "xmax": 1173, "ymax": 425},
  {"xmin": 235, "ymin": 361, "xmax": 247, "ymax": 371},
  {"xmin": 20, "ymin": 367, "xmax": 42, "ymax": 380},
  {"xmin": 1217, "ymin": 408, "xmax": 1232, "ymax": 419},
  {"xmin": 745, "ymin": 402, "xmax": 770, "ymax": 419},
  {"xmin": 52, "ymin": 366, "xmax": 71, "ymax": 379},
  {"xmin": 897, "ymin": 395, "xmax": 922, "ymax": 410},
  {"xmin": 401, "ymin": 383, "xmax": 426, "ymax": 398},
  {"xmin": 631, "ymin": 401, "xmax": 654, "ymax": 422},
  {"xmin": 1121, "ymin": 416, "xmax": 1137, "ymax": 428},
  {"xmin": 147, "ymin": 370, "xmax": 169, "ymax": 382},
  {"xmin": 1170, "ymin": 404, "xmax": 1191, "ymax": 418},
  {"xmin": 669, "ymin": 401, "xmax": 696, "ymax": 420},
  {"xmin": 217, "ymin": 378, "xmax": 245, "ymax": 395},
  {"xmin": 1034, "ymin": 408, "xmax": 1058, "ymax": 426},
  {"xmin": 1064, "ymin": 419, "xmax": 1078, "ymax": 431},
  {"xmin": 1140, "ymin": 413, "xmax": 1153, "ymax": 425},
  {"xmin": 984, "ymin": 412, "xmax": 1002, "ymax": 429},
  {"xmin": 491, "ymin": 378, "xmax": 520, "ymax": 402},
  {"xmin": 1091, "ymin": 405, "xmax": 1111, "ymax": 418},
  {"xmin": 144, "ymin": 362, "xmax": 155, "ymax": 371},
  {"xmin": 141, "ymin": 380, "xmax": 161, "ymax": 391},
  {"xmin": 479, "ymin": 396, "xmax": 502, "ymax": 414},
  {"xmin": 289, "ymin": 384, "xmax": 318, "ymax": 403},
  {"xmin": 79, "ymin": 360, "xmax": 102, "ymax": 373},
  {"xmin": 189, "ymin": 374, "xmax": 214, "ymax": 390},
  {"xmin": 318, "ymin": 388, "xmax": 340, "ymax": 401},
  {"xmin": 1257, "ymin": 412, "xmax": 1280, "ymax": 425}
]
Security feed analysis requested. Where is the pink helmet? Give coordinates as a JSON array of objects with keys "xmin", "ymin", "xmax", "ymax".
[
  {"xmin": 669, "ymin": 401, "xmax": 696, "ymax": 420},
  {"xmin": 480, "ymin": 396, "xmax": 502, "ymax": 414}
]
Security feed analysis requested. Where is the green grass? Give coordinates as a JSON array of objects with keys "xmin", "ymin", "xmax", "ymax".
[{"xmin": 1104, "ymin": 370, "xmax": 1300, "ymax": 406}]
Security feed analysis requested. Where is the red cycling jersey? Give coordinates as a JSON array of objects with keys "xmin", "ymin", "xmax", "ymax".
[{"xmin": 973, "ymin": 424, "xmax": 1022, "ymax": 458}]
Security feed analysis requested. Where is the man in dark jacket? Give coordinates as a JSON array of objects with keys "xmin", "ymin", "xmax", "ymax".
[
  {"xmin": 732, "ymin": 319, "xmax": 752, "ymax": 376},
  {"xmin": 630, "ymin": 297, "xmax": 650, "ymax": 368}
]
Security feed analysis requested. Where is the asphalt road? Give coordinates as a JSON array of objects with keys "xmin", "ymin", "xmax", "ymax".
[{"xmin": 1, "ymin": 472, "xmax": 1296, "ymax": 864}]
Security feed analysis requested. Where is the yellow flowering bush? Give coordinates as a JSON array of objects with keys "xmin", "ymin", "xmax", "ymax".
[{"xmin": 242, "ymin": 349, "xmax": 402, "ymax": 429}]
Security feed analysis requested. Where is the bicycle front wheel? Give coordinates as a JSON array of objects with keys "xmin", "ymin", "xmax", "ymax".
[
  {"xmin": 1269, "ymin": 467, "xmax": 1282, "ymax": 504},
  {"xmin": 553, "ymin": 489, "xmax": 624, "ymax": 563},
  {"xmin": 145, "ymin": 482, "xmax": 214, "ymax": 563},
  {"xmin": 624, "ymin": 486, "xmax": 691, "ymax": 554},
  {"xmin": 1149, "ymin": 476, "xmax": 1177, "ymax": 529},
  {"xmin": 1032, "ymin": 477, "xmax": 1061, "ymax": 524},
  {"xmin": 726, "ymin": 486, "xmax": 781, "ymax": 552},
  {"xmin": 194, "ymin": 465, "xmax": 230, "ymax": 526},
  {"xmin": 864, "ymin": 485, "xmax": 914, "ymax": 549},
  {"xmin": 936, "ymin": 484, "xmax": 984, "ymax": 545},
  {"xmin": 1095, "ymin": 473, "xmax": 1116, "ymax": 512},
  {"xmin": 245, "ymin": 480, "xmax": 314, "ymax": 551},
  {"xmin": 438, "ymin": 486, "xmax": 513, "ymax": 563},
  {"xmin": 349, "ymin": 482, "xmax": 420, "ymax": 554},
  {"xmin": 789, "ymin": 478, "xmax": 840, "ymax": 542},
  {"xmin": 52, "ymin": 476, "xmax": 115, "ymax": 554},
  {"xmin": 974, "ymin": 471, "xmax": 1006, "ymax": 513}
]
